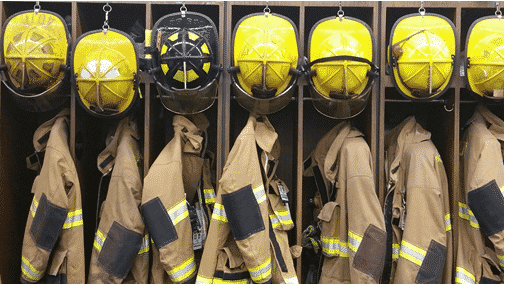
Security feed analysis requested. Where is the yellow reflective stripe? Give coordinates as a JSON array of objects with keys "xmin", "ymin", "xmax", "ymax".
[
  {"xmin": 269, "ymin": 210, "xmax": 294, "ymax": 229},
  {"xmin": 62, "ymin": 209, "xmax": 83, "ymax": 229},
  {"xmin": 212, "ymin": 277, "xmax": 249, "ymax": 284},
  {"xmin": 168, "ymin": 199, "xmax": 189, "ymax": 226},
  {"xmin": 445, "ymin": 212, "xmax": 452, "ymax": 231},
  {"xmin": 204, "ymin": 188, "xmax": 215, "ymax": 194},
  {"xmin": 94, "ymin": 229, "xmax": 106, "ymax": 252},
  {"xmin": 435, "ymin": 154, "xmax": 443, "ymax": 163},
  {"xmin": 497, "ymin": 255, "xmax": 504, "ymax": 267},
  {"xmin": 455, "ymin": 266, "xmax": 476, "ymax": 284},
  {"xmin": 284, "ymin": 275, "xmax": 299, "ymax": 284},
  {"xmin": 167, "ymin": 255, "xmax": 196, "ymax": 283},
  {"xmin": 21, "ymin": 256, "xmax": 43, "ymax": 281},
  {"xmin": 458, "ymin": 202, "xmax": 480, "ymax": 229},
  {"xmin": 392, "ymin": 243, "xmax": 400, "ymax": 260},
  {"xmin": 320, "ymin": 236, "xmax": 350, "ymax": 257},
  {"xmin": 212, "ymin": 202, "xmax": 228, "ymax": 223},
  {"xmin": 204, "ymin": 188, "xmax": 217, "ymax": 203},
  {"xmin": 138, "ymin": 234, "xmax": 150, "ymax": 254},
  {"xmin": 30, "ymin": 198, "xmax": 39, "ymax": 217},
  {"xmin": 399, "ymin": 240, "xmax": 426, "ymax": 266},
  {"xmin": 248, "ymin": 257, "xmax": 271, "ymax": 282},
  {"xmin": 501, "ymin": 185, "xmax": 504, "ymax": 195},
  {"xmin": 253, "ymin": 185, "xmax": 267, "ymax": 205},
  {"xmin": 347, "ymin": 230, "xmax": 363, "ymax": 253},
  {"xmin": 196, "ymin": 274, "xmax": 213, "ymax": 284}
]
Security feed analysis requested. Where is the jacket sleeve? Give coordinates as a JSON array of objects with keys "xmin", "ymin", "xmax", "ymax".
[
  {"xmin": 88, "ymin": 171, "xmax": 145, "ymax": 283},
  {"xmin": 393, "ymin": 143, "xmax": 449, "ymax": 284},
  {"xmin": 21, "ymin": 147, "xmax": 70, "ymax": 283},
  {"xmin": 141, "ymin": 160, "xmax": 197, "ymax": 283},
  {"xmin": 344, "ymin": 139, "xmax": 387, "ymax": 283},
  {"xmin": 466, "ymin": 135, "xmax": 504, "ymax": 267}
]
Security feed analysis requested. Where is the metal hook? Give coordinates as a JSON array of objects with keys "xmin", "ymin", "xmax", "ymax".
[
  {"xmin": 264, "ymin": 1, "xmax": 270, "ymax": 17},
  {"xmin": 34, "ymin": 1, "xmax": 40, "ymax": 15},
  {"xmin": 444, "ymin": 100, "xmax": 454, "ymax": 112},
  {"xmin": 419, "ymin": 1, "xmax": 426, "ymax": 17},
  {"xmin": 181, "ymin": 2, "xmax": 187, "ymax": 17},
  {"xmin": 102, "ymin": 2, "xmax": 111, "ymax": 34},
  {"xmin": 337, "ymin": 1, "xmax": 344, "ymax": 21},
  {"xmin": 496, "ymin": 2, "xmax": 502, "ymax": 19}
]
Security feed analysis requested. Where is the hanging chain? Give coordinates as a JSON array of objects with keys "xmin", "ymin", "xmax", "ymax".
[
  {"xmin": 419, "ymin": 1, "xmax": 426, "ymax": 17},
  {"xmin": 337, "ymin": 1, "xmax": 344, "ymax": 21},
  {"xmin": 496, "ymin": 2, "xmax": 502, "ymax": 19},
  {"xmin": 264, "ymin": 1, "xmax": 270, "ymax": 17},
  {"xmin": 102, "ymin": 2, "xmax": 112, "ymax": 34},
  {"xmin": 180, "ymin": 2, "xmax": 187, "ymax": 17},
  {"xmin": 34, "ymin": 1, "xmax": 40, "ymax": 15}
]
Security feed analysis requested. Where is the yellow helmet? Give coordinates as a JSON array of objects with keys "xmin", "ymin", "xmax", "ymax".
[
  {"xmin": 149, "ymin": 11, "xmax": 221, "ymax": 114},
  {"xmin": 465, "ymin": 16, "xmax": 504, "ymax": 100},
  {"xmin": 306, "ymin": 16, "xmax": 378, "ymax": 119},
  {"xmin": 230, "ymin": 13, "xmax": 299, "ymax": 114},
  {"xmin": 388, "ymin": 14, "xmax": 456, "ymax": 100},
  {"xmin": 1, "ymin": 10, "xmax": 70, "ymax": 112},
  {"xmin": 73, "ymin": 29, "xmax": 139, "ymax": 119}
]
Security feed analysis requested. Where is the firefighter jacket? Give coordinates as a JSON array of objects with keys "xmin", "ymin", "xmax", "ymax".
[
  {"xmin": 455, "ymin": 105, "xmax": 504, "ymax": 284},
  {"xmin": 88, "ymin": 117, "xmax": 149, "ymax": 283},
  {"xmin": 21, "ymin": 108, "xmax": 85, "ymax": 284},
  {"xmin": 383, "ymin": 116, "xmax": 453, "ymax": 284},
  {"xmin": 303, "ymin": 121, "xmax": 387, "ymax": 283},
  {"xmin": 196, "ymin": 115, "xmax": 299, "ymax": 284},
  {"xmin": 141, "ymin": 114, "xmax": 216, "ymax": 284}
]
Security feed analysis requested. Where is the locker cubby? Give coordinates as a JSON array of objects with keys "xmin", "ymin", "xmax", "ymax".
[{"xmin": 0, "ymin": 1, "xmax": 503, "ymax": 284}]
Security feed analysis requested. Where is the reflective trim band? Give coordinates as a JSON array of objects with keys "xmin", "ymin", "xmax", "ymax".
[
  {"xmin": 248, "ymin": 257, "xmax": 271, "ymax": 283},
  {"xmin": 392, "ymin": 243, "xmax": 400, "ymax": 260},
  {"xmin": 211, "ymin": 203, "xmax": 228, "ymax": 223},
  {"xmin": 62, "ymin": 209, "xmax": 83, "ymax": 229},
  {"xmin": 196, "ymin": 274, "xmax": 213, "ymax": 284},
  {"xmin": 320, "ymin": 236, "xmax": 350, "ymax": 257},
  {"xmin": 212, "ymin": 277, "xmax": 249, "ymax": 284},
  {"xmin": 21, "ymin": 256, "xmax": 43, "ymax": 282},
  {"xmin": 168, "ymin": 199, "xmax": 189, "ymax": 226},
  {"xmin": 347, "ymin": 230, "xmax": 363, "ymax": 253},
  {"xmin": 284, "ymin": 275, "xmax": 299, "ymax": 284},
  {"xmin": 501, "ymin": 185, "xmax": 504, "ymax": 195},
  {"xmin": 204, "ymin": 189, "xmax": 216, "ymax": 204},
  {"xmin": 269, "ymin": 210, "xmax": 293, "ymax": 229},
  {"xmin": 435, "ymin": 154, "xmax": 443, "ymax": 163},
  {"xmin": 458, "ymin": 202, "xmax": 480, "ymax": 229},
  {"xmin": 444, "ymin": 213, "xmax": 452, "ymax": 231},
  {"xmin": 138, "ymin": 234, "xmax": 149, "ymax": 254},
  {"xmin": 167, "ymin": 255, "xmax": 196, "ymax": 283},
  {"xmin": 455, "ymin": 266, "xmax": 475, "ymax": 284},
  {"xmin": 30, "ymin": 197, "xmax": 39, "ymax": 217},
  {"xmin": 94, "ymin": 229, "xmax": 106, "ymax": 252},
  {"xmin": 399, "ymin": 240, "xmax": 426, "ymax": 266},
  {"xmin": 497, "ymin": 255, "xmax": 504, "ymax": 268},
  {"xmin": 253, "ymin": 185, "xmax": 267, "ymax": 205}
]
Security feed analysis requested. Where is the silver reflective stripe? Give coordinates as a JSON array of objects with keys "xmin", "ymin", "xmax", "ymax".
[
  {"xmin": 253, "ymin": 185, "xmax": 266, "ymax": 204},
  {"xmin": 320, "ymin": 238, "xmax": 350, "ymax": 257},
  {"xmin": 168, "ymin": 258, "xmax": 195, "ymax": 282},
  {"xmin": 456, "ymin": 270, "xmax": 475, "ymax": 284},
  {"xmin": 212, "ymin": 203, "xmax": 227, "ymax": 222},
  {"xmin": 348, "ymin": 236, "xmax": 361, "ymax": 252},
  {"xmin": 270, "ymin": 215, "xmax": 280, "ymax": 226},
  {"xmin": 65, "ymin": 213, "xmax": 83, "ymax": 224},
  {"xmin": 392, "ymin": 246, "xmax": 400, "ymax": 259},
  {"xmin": 169, "ymin": 201, "xmax": 188, "ymax": 225},
  {"xmin": 400, "ymin": 243, "xmax": 425, "ymax": 265},
  {"xmin": 249, "ymin": 263, "xmax": 271, "ymax": 280},
  {"xmin": 459, "ymin": 204, "xmax": 480, "ymax": 227},
  {"xmin": 140, "ymin": 235, "xmax": 149, "ymax": 249},
  {"xmin": 204, "ymin": 192, "xmax": 216, "ymax": 200},
  {"xmin": 21, "ymin": 258, "xmax": 43, "ymax": 280},
  {"xmin": 284, "ymin": 275, "xmax": 299, "ymax": 284}
]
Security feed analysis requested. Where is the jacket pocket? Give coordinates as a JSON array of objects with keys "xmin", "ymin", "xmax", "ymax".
[
  {"xmin": 268, "ymin": 194, "xmax": 294, "ymax": 231},
  {"xmin": 46, "ymin": 250, "xmax": 68, "ymax": 284},
  {"xmin": 318, "ymin": 202, "xmax": 343, "ymax": 258},
  {"xmin": 214, "ymin": 246, "xmax": 250, "ymax": 283}
]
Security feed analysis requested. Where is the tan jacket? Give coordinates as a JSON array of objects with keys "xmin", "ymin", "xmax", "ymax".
[
  {"xmin": 21, "ymin": 109, "xmax": 85, "ymax": 284},
  {"xmin": 303, "ymin": 121, "xmax": 386, "ymax": 283},
  {"xmin": 142, "ymin": 114, "xmax": 215, "ymax": 284},
  {"xmin": 196, "ymin": 115, "xmax": 298, "ymax": 284},
  {"xmin": 455, "ymin": 105, "xmax": 504, "ymax": 284},
  {"xmin": 383, "ymin": 116, "xmax": 453, "ymax": 284},
  {"xmin": 88, "ymin": 117, "xmax": 149, "ymax": 283}
]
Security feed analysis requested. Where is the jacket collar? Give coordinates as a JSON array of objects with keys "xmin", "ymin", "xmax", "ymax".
[
  {"xmin": 467, "ymin": 105, "xmax": 504, "ymax": 142},
  {"xmin": 173, "ymin": 114, "xmax": 209, "ymax": 155},
  {"xmin": 385, "ymin": 116, "xmax": 431, "ymax": 182},
  {"xmin": 243, "ymin": 114, "xmax": 279, "ymax": 158},
  {"xmin": 97, "ymin": 117, "xmax": 139, "ymax": 175},
  {"xmin": 33, "ymin": 108, "xmax": 70, "ymax": 152}
]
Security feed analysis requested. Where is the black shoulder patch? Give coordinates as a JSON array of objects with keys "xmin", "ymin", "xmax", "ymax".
[
  {"xmin": 468, "ymin": 180, "xmax": 504, "ymax": 236},
  {"xmin": 141, "ymin": 197, "xmax": 178, "ymax": 248},
  {"xmin": 222, "ymin": 185, "xmax": 265, "ymax": 241},
  {"xmin": 30, "ymin": 193, "xmax": 68, "ymax": 251},
  {"xmin": 98, "ymin": 221, "xmax": 143, "ymax": 279},
  {"xmin": 415, "ymin": 239, "xmax": 446, "ymax": 284},
  {"xmin": 352, "ymin": 224, "xmax": 387, "ymax": 282}
]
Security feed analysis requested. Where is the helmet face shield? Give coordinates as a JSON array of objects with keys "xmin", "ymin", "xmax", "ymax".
[
  {"xmin": 231, "ymin": 13, "xmax": 299, "ymax": 114},
  {"xmin": 388, "ymin": 14, "xmax": 456, "ymax": 100},
  {"xmin": 151, "ymin": 11, "xmax": 220, "ymax": 114},
  {"xmin": 72, "ymin": 29, "xmax": 139, "ymax": 119},
  {"xmin": 306, "ymin": 16, "xmax": 377, "ymax": 119},
  {"xmin": 465, "ymin": 16, "xmax": 504, "ymax": 101},
  {"xmin": 1, "ymin": 10, "xmax": 70, "ymax": 112}
]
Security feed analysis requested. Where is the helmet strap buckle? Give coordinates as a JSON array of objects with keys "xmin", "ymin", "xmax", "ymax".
[
  {"xmin": 419, "ymin": 1, "xmax": 426, "ymax": 17},
  {"xmin": 102, "ymin": 3, "xmax": 112, "ymax": 34},
  {"xmin": 264, "ymin": 1, "xmax": 271, "ymax": 17},
  {"xmin": 496, "ymin": 2, "xmax": 503, "ymax": 19},
  {"xmin": 34, "ymin": 1, "xmax": 40, "ymax": 15},
  {"xmin": 180, "ymin": 2, "xmax": 187, "ymax": 18},
  {"xmin": 337, "ymin": 2, "xmax": 344, "ymax": 21}
]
